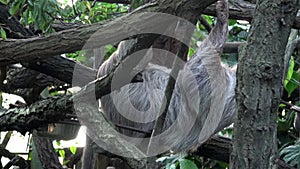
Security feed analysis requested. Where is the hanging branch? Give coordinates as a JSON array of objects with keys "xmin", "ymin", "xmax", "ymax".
[{"xmin": 147, "ymin": 20, "xmax": 190, "ymax": 156}]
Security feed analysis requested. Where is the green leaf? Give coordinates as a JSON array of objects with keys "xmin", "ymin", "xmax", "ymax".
[
  {"xmin": 203, "ymin": 15, "xmax": 213, "ymax": 25},
  {"xmin": 285, "ymin": 71, "xmax": 299, "ymax": 96},
  {"xmin": 69, "ymin": 146, "xmax": 77, "ymax": 154},
  {"xmin": 9, "ymin": 1, "xmax": 21, "ymax": 15},
  {"xmin": 63, "ymin": 159, "xmax": 70, "ymax": 165},
  {"xmin": 284, "ymin": 57, "xmax": 295, "ymax": 87},
  {"xmin": 77, "ymin": 2, "xmax": 87, "ymax": 13},
  {"xmin": 28, "ymin": 151, "xmax": 33, "ymax": 160},
  {"xmin": 86, "ymin": 1, "xmax": 91, "ymax": 11},
  {"xmin": 229, "ymin": 19, "xmax": 237, "ymax": 26},
  {"xmin": 279, "ymin": 103, "xmax": 286, "ymax": 108},
  {"xmin": 55, "ymin": 140, "xmax": 61, "ymax": 146},
  {"xmin": 179, "ymin": 159, "xmax": 198, "ymax": 169},
  {"xmin": 0, "ymin": 0, "xmax": 7, "ymax": 4},
  {"xmin": 0, "ymin": 27, "xmax": 7, "ymax": 40},
  {"xmin": 284, "ymin": 57, "xmax": 300, "ymax": 96},
  {"xmin": 28, "ymin": 0, "xmax": 34, "ymax": 6},
  {"xmin": 22, "ymin": 9, "xmax": 30, "ymax": 24},
  {"xmin": 188, "ymin": 48, "xmax": 195, "ymax": 57},
  {"xmin": 59, "ymin": 149, "xmax": 65, "ymax": 158}
]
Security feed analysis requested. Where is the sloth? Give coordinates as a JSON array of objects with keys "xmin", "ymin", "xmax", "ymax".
[{"xmin": 97, "ymin": 0, "xmax": 236, "ymax": 154}]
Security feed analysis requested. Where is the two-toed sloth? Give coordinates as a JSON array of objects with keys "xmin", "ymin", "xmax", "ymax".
[{"xmin": 97, "ymin": 0, "xmax": 236, "ymax": 154}]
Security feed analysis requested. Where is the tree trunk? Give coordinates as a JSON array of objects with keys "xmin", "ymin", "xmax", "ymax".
[{"xmin": 230, "ymin": 0, "xmax": 299, "ymax": 169}]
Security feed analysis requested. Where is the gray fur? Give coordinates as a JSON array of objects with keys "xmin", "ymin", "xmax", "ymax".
[{"xmin": 98, "ymin": 0, "xmax": 235, "ymax": 153}]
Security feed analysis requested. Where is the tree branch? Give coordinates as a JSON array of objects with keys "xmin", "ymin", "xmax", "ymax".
[
  {"xmin": 203, "ymin": 0, "xmax": 300, "ymax": 29},
  {"xmin": 223, "ymin": 42, "xmax": 244, "ymax": 53},
  {"xmin": 0, "ymin": 3, "xmax": 33, "ymax": 38},
  {"xmin": 0, "ymin": 0, "xmax": 217, "ymax": 65},
  {"xmin": 148, "ymin": 21, "xmax": 189, "ymax": 154},
  {"xmin": 2, "ymin": 0, "xmax": 300, "ymax": 66},
  {"xmin": 0, "ymin": 147, "xmax": 28, "ymax": 169},
  {"xmin": 25, "ymin": 56, "xmax": 97, "ymax": 87},
  {"xmin": 0, "ymin": 2, "xmax": 97, "ymax": 90},
  {"xmin": 195, "ymin": 136, "xmax": 296, "ymax": 169},
  {"xmin": 0, "ymin": 95, "xmax": 74, "ymax": 134}
]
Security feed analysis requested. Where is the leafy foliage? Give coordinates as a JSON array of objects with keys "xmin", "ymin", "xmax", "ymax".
[
  {"xmin": 4, "ymin": 0, "xmax": 128, "ymax": 32},
  {"xmin": 69, "ymin": 146, "xmax": 77, "ymax": 154},
  {"xmin": 284, "ymin": 57, "xmax": 300, "ymax": 97},
  {"xmin": 178, "ymin": 159, "xmax": 198, "ymax": 169},
  {"xmin": 280, "ymin": 140, "xmax": 300, "ymax": 167},
  {"xmin": 0, "ymin": 27, "xmax": 7, "ymax": 40}
]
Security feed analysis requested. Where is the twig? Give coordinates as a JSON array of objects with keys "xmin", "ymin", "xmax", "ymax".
[
  {"xmin": 281, "ymin": 100, "xmax": 300, "ymax": 113},
  {"xmin": 199, "ymin": 15, "xmax": 212, "ymax": 32},
  {"xmin": 0, "ymin": 131, "xmax": 12, "ymax": 148}
]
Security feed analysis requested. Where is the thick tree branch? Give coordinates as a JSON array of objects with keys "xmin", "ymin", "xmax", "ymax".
[
  {"xmin": 0, "ymin": 71, "xmax": 296, "ymax": 168},
  {"xmin": 0, "ymin": 95, "xmax": 74, "ymax": 134},
  {"xmin": 195, "ymin": 136, "xmax": 296, "ymax": 169},
  {"xmin": 5, "ymin": 67, "xmax": 63, "ymax": 90},
  {"xmin": 25, "ymin": 56, "xmax": 97, "ymax": 87},
  {"xmin": 1, "ymin": 0, "xmax": 299, "ymax": 66},
  {"xmin": 0, "ymin": 0, "xmax": 217, "ymax": 65},
  {"xmin": 0, "ymin": 3, "xmax": 97, "ymax": 91},
  {"xmin": 203, "ymin": 0, "xmax": 300, "ymax": 29}
]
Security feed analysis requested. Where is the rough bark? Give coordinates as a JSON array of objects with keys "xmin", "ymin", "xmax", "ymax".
[
  {"xmin": 25, "ymin": 56, "xmax": 97, "ymax": 87},
  {"xmin": 33, "ymin": 134, "xmax": 63, "ymax": 169},
  {"xmin": 0, "ymin": 3, "xmax": 33, "ymax": 38},
  {"xmin": 0, "ymin": 57, "xmax": 144, "ymax": 133},
  {"xmin": 2, "ymin": 0, "xmax": 300, "ymax": 67},
  {"xmin": 5, "ymin": 67, "xmax": 62, "ymax": 90},
  {"xmin": 0, "ymin": 3, "xmax": 97, "ymax": 89},
  {"xmin": 0, "ymin": 147, "xmax": 28, "ymax": 169},
  {"xmin": 0, "ymin": 0, "xmax": 216, "ymax": 65},
  {"xmin": 230, "ymin": 0, "xmax": 299, "ymax": 169},
  {"xmin": 203, "ymin": 0, "xmax": 300, "ymax": 29},
  {"xmin": 0, "ymin": 95, "xmax": 74, "ymax": 135}
]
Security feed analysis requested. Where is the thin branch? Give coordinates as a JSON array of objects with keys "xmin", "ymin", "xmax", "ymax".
[
  {"xmin": 0, "ymin": 147, "xmax": 28, "ymax": 169},
  {"xmin": 0, "ymin": 131, "xmax": 12, "ymax": 148},
  {"xmin": 199, "ymin": 15, "xmax": 212, "ymax": 32},
  {"xmin": 223, "ymin": 42, "xmax": 244, "ymax": 53},
  {"xmin": 147, "ymin": 20, "xmax": 190, "ymax": 154},
  {"xmin": 281, "ymin": 100, "xmax": 300, "ymax": 113}
]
